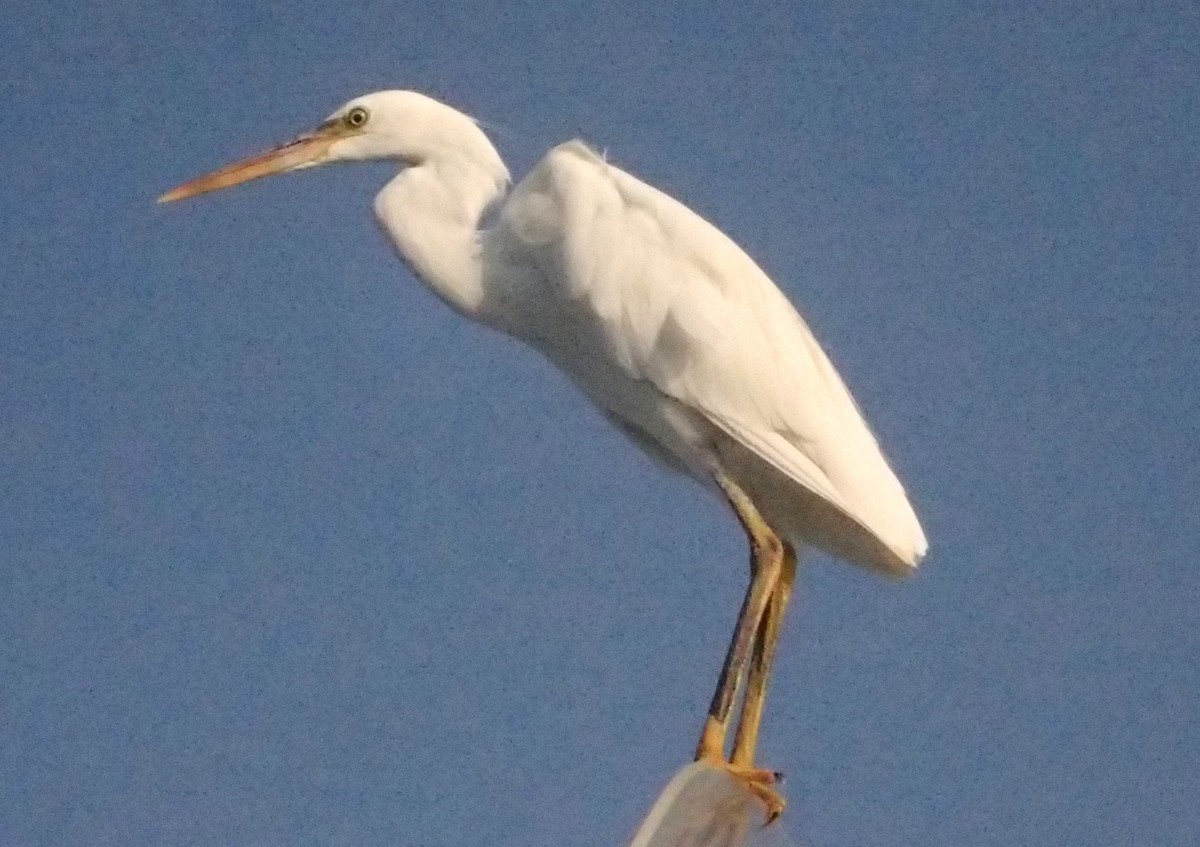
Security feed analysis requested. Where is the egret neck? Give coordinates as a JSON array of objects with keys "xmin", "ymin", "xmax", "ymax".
[{"xmin": 373, "ymin": 149, "xmax": 510, "ymax": 319}]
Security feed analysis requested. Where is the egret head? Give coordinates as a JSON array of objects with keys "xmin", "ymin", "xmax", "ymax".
[{"xmin": 159, "ymin": 90, "xmax": 499, "ymax": 203}]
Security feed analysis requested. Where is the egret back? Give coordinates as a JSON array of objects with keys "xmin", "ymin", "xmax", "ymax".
[{"xmin": 491, "ymin": 142, "xmax": 926, "ymax": 574}]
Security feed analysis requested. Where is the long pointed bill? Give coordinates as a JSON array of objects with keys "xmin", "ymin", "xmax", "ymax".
[{"xmin": 158, "ymin": 133, "xmax": 338, "ymax": 203}]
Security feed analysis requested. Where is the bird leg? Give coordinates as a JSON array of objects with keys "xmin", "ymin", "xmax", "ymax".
[
  {"xmin": 731, "ymin": 542, "xmax": 797, "ymax": 771},
  {"xmin": 695, "ymin": 471, "xmax": 787, "ymax": 823}
]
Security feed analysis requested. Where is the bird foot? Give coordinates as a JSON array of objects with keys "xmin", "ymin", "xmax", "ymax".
[{"xmin": 696, "ymin": 753, "xmax": 786, "ymax": 826}]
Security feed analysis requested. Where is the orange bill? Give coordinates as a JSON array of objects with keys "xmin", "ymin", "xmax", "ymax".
[{"xmin": 158, "ymin": 133, "xmax": 338, "ymax": 203}]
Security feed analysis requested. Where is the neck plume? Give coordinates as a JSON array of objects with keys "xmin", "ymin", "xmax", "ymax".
[{"xmin": 373, "ymin": 143, "xmax": 510, "ymax": 319}]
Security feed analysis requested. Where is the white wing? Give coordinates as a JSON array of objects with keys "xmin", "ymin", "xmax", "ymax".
[{"xmin": 494, "ymin": 142, "xmax": 926, "ymax": 574}]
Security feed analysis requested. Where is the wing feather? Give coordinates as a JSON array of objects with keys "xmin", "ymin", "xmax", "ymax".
[{"xmin": 497, "ymin": 142, "xmax": 926, "ymax": 570}]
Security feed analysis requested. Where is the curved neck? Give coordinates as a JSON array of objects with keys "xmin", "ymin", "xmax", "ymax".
[{"xmin": 373, "ymin": 150, "xmax": 509, "ymax": 319}]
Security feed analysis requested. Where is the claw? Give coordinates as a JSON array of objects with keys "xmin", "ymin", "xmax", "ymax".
[
  {"xmin": 696, "ymin": 755, "xmax": 787, "ymax": 827},
  {"xmin": 746, "ymin": 778, "xmax": 786, "ymax": 827}
]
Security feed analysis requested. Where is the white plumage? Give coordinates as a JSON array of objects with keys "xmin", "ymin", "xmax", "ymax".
[
  {"xmin": 160, "ymin": 90, "xmax": 928, "ymax": 810},
  {"xmin": 161, "ymin": 88, "xmax": 926, "ymax": 573},
  {"xmin": 489, "ymin": 140, "xmax": 926, "ymax": 574}
]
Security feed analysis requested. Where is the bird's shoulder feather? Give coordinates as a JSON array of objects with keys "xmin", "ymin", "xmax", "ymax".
[{"xmin": 496, "ymin": 141, "xmax": 926, "ymax": 569}]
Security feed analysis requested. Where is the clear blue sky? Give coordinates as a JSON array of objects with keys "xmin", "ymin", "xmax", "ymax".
[{"xmin": 3, "ymin": 2, "xmax": 1198, "ymax": 845}]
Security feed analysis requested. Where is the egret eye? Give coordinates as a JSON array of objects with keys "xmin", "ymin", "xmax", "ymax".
[{"xmin": 345, "ymin": 107, "xmax": 369, "ymax": 129}]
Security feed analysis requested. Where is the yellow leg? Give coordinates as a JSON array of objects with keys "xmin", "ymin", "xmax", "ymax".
[
  {"xmin": 695, "ymin": 472, "xmax": 784, "ymax": 762},
  {"xmin": 731, "ymin": 542, "xmax": 797, "ymax": 769},
  {"xmin": 694, "ymin": 472, "xmax": 788, "ymax": 824}
]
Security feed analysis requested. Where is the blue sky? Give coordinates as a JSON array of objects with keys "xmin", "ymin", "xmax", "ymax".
[{"xmin": 2, "ymin": 1, "xmax": 1198, "ymax": 845}]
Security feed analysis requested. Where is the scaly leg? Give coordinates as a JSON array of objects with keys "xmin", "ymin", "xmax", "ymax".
[
  {"xmin": 728, "ymin": 544, "xmax": 797, "ymax": 824},
  {"xmin": 731, "ymin": 542, "xmax": 797, "ymax": 769},
  {"xmin": 695, "ymin": 472, "xmax": 787, "ymax": 822}
]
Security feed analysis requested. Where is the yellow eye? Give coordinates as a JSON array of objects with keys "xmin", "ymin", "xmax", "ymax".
[{"xmin": 345, "ymin": 107, "xmax": 369, "ymax": 128}]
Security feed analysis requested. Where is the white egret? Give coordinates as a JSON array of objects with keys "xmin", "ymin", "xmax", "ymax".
[{"xmin": 160, "ymin": 90, "xmax": 927, "ymax": 821}]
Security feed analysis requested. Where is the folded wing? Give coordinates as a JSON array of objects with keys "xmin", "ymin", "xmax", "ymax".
[{"xmin": 497, "ymin": 142, "xmax": 927, "ymax": 573}]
